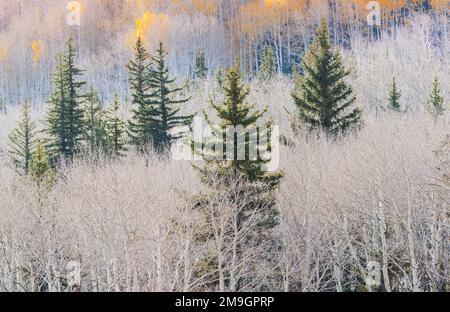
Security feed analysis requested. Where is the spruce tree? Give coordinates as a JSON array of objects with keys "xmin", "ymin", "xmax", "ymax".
[
  {"xmin": 7, "ymin": 101, "xmax": 38, "ymax": 175},
  {"xmin": 194, "ymin": 48, "xmax": 208, "ymax": 79},
  {"xmin": 46, "ymin": 38, "xmax": 85, "ymax": 161},
  {"xmin": 29, "ymin": 141, "xmax": 54, "ymax": 189},
  {"xmin": 388, "ymin": 77, "xmax": 402, "ymax": 112},
  {"xmin": 147, "ymin": 42, "xmax": 192, "ymax": 153},
  {"xmin": 64, "ymin": 38, "xmax": 86, "ymax": 157},
  {"xmin": 427, "ymin": 77, "xmax": 445, "ymax": 117},
  {"xmin": 46, "ymin": 54, "xmax": 67, "ymax": 159},
  {"xmin": 127, "ymin": 37, "xmax": 154, "ymax": 150},
  {"xmin": 83, "ymin": 86, "xmax": 107, "ymax": 153},
  {"xmin": 292, "ymin": 19, "xmax": 362, "ymax": 135},
  {"xmin": 258, "ymin": 46, "xmax": 276, "ymax": 80},
  {"xmin": 200, "ymin": 64, "xmax": 282, "ymax": 186},
  {"xmin": 195, "ymin": 64, "xmax": 283, "ymax": 288},
  {"xmin": 105, "ymin": 94, "xmax": 127, "ymax": 157}
]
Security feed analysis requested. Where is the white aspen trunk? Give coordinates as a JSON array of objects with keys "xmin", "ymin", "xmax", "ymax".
[
  {"xmin": 183, "ymin": 206, "xmax": 193, "ymax": 292},
  {"xmin": 229, "ymin": 213, "xmax": 239, "ymax": 292},
  {"xmin": 283, "ymin": 261, "xmax": 290, "ymax": 292},
  {"xmin": 406, "ymin": 194, "xmax": 421, "ymax": 292},
  {"xmin": 155, "ymin": 226, "xmax": 163, "ymax": 292},
  {"xmin": 90, "ymin": 268, "xmax": 98, "ymax": 292},
  {"xmin": 377, "ymin": 203, "xmax": 392, "ymax": 292}
]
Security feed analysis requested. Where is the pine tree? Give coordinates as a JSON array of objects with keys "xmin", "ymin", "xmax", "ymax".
[
  {"xmin": 292, "ymin": 19, "xmax": 362, "ymax": 135},
  {"xmin": 258, "ymin": 46, "xmax": 276, "ymax": 80},
  {"xmin": 127, "ymin": 37, "xmax": 154, "ymax": 150},
  {"xmin": 105, "ymin": 94, "xmax": 127, "ymax": 157},
  {"xmin": 147, "ymin": 42, "xmax": 192, "ymax": 153},
  {"xmin": 194, "ymin": 48, "xmax": 208, "ymax": 79},
  {"xmin": 195, "ymin": 64, "xmax": 283, "ymax": 288},
  {"xmin": 427, "ymin": 77, "xmax": 445, "ymax": 117},
  {"xmin": 46, "ymin": 38, "xmax": 85, "ymax": 161},
  {"xmin": 388, "ymin": 77, "xmax": 402, "ymax": 112},
  {"xmin": 83, "ymin": 86, "xmax": 107, "ymax": 153},
  {"xmin": 7, "ymin": 101, "xmax": 38, "ymax": 175}
]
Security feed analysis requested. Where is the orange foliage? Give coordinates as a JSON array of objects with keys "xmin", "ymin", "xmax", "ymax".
[
  {"xmin": 430, "ymin": 0, "xmax": 448, "ymax": 9},
  {"xmin": 192, "ymin": 0, "xmax": 217, "ymax": 16},
  {"xmin": 31, "ymin": 40, "xmax": 43, "ymax": 64},
  {"xmin": 0, "ymin": 45, "xmax": 6, "ymax": 61},
  {"xmin": 126, "ymin": 11, "xmax": 169, "ymax": 49}
]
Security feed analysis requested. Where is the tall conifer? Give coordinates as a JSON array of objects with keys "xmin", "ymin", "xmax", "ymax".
[
  {"xmin": 46, "ymin": 38, "xmax": 85, "ymax": 161},
  {"xmin": 195, "ymin": 65, "xmax": 283, "ymax": 288},
  {"xmin": 7, "ymin": 101, "xmax": 37, "ymax": 175},
  {"xmin": 127, "ymin": 37, "xmax": 154, "ymax": 150},
  {"xmin": 292, "ymin": 19, "xmax": 362, "ymax": 135},
  {"xmin": 83, "ymin": 86, "xmax": 107, "ymax": 153},
  {"xmin": 147, "ymin": 42, "xmax": 192, "ymax": 153}
]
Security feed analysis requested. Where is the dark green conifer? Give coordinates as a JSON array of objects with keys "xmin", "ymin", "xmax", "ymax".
[
  {"xmin": 46, "ymin": 38, "xmax": 86, "ymax": 161},
  {"xmin": 388, "ymin": 77, "xmax": 402, "ymax": 112},
  {"xmin": 147, "ymin": 42, "xmax": 192, "ymax": 153},
  {"xmin": 105, "ymin": 94, "xmax": 127, "ymax": 157},
  {"xmin": 127, "ymin": 37, "xmax": 154, "ymax": 150},
  {"xmin": 195, "ymin": 64, "xmax": 283, "ymax": 289},
  {"xmin": 427, "ymin": 77, "xmax": 445, "ymax": 117},
  {"xmin": 292, "ymin": 19, "xmax": 362, "ymax": 135},
  {"xmin": 83, "ymin": 86, "xmax": 107, "ymax": 153}
]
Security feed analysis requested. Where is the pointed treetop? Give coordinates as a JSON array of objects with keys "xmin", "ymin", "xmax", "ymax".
[
  {"xmin": 292, "ymin": 19, "xmax": 362, "ymax": 135},
  {"xmin": 388, "ymin": 77, "xmax": 402, "ymax": 112},
  {"xmin": 427, "ymin": 76, "xmax": 445, "ymax": 116}
]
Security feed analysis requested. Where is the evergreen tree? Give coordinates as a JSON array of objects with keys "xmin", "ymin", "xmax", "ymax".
[
  {"xmin": 7, "ymin": 101, "xmax": 38, "ymax": 175},
  {"xmin": 29, "ymin": 141, "xmax": 54, "ymax": 189},
  {"xmin": 46, "ymin": 38, "xmax": 86, "ymax": 161},
  {"xmin": 194, "ymin": 48, "xmax": 208, "ymax": 79},
  {"xmin": 200, "ymin": 64, "xmax": 282, "ymax": 185},
  {"xmin": 147, "ymin": 42, "xmax": 192, "ymax": 153},
  {"xmin": 292, "ymin": 19, "xmax": 362, "ymax": 135},
  {"xmin": 127, "ymin": 37, "xmax": 154, "ymax": 150},
  {"xmin": 388, "ymin": 77, "xmax": 402, "ymax": 112},
  {"xmin": 64, "ymin": 38, "xmax": 86, "ymax": 157},
  {"xmin": 195, "ymin": 64, "xmax": 283, "ymax": 288},
  {"xmin": 258, "ymin": 46, "xmax": 276, "ymax": 80},
  {"xmin": 46, "ymin": 54, "xmax": 67, "ymax": 159},
  {"xmin": 427, "ymin": 77, "xmax": 445, "ymax": 116},
  {"xmin": 83, "ymin": 86, "xmax": 107, "ymax": 153},
  {"xmin": 105, "ymin": 94, "xmax": 127, "ymax": 157}
]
